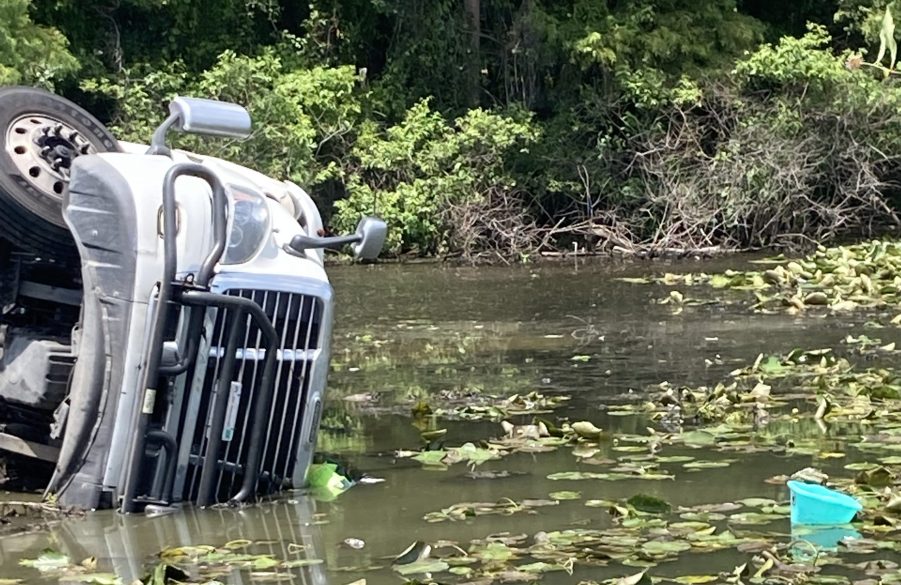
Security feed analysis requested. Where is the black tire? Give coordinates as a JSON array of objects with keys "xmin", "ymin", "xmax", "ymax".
[{"xmin": 0, "ymin": 86, "xmax": 120, "ymax": 259}]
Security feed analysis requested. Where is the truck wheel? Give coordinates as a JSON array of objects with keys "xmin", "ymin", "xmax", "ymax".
[{"xmin": 0, "ymin": 86, "xmax": 120, "ymax": 258}]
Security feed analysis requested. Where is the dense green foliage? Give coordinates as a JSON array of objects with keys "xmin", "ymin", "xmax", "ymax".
[{"xmin": 9, "ymin": 0, "xmax": 901, "ymax": 259}]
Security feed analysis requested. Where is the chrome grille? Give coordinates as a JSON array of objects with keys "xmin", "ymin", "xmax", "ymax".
[{"xmin": 183, "ymin": 289, "xmax": 322, "ymax": 503}]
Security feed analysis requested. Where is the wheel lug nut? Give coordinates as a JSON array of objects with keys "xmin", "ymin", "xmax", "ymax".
[
  {"xmin": 55, "ymin": 124, "xmax": 63, "ymax": 135},
  {"xmin": 68, "ymin": 131, "xmax": 79, "ymax": 141},
  {"xmin": 80, "ymin": 144, "xmax": 91, "ymax": 154},
  {"xmin": 41, "ymin": 126, "xmax": 50, "ymax": 135},
  {"xmin": 40, "ymin": 146, "xmax": 52, "ymax": 157}
]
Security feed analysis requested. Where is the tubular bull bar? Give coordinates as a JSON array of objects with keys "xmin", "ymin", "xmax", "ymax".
[{"xmin": 119, "ymin": 163, "xmax": 299, "ymax": 513}]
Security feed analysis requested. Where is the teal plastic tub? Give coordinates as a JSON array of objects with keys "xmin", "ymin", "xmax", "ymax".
[
  {"xmin": 791, "ymin": 524, "xmax": 860, "ymax": 550},
  {"xmin": 787, "ymin": 480, "xmax": 862, "ymax": 525}
]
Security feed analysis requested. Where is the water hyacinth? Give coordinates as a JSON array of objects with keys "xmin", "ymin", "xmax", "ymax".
[{"xmin": 621, "ymin": 240, "xmax": 901, "ymax": 315}]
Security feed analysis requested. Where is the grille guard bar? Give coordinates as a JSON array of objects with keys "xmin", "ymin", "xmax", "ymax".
[
  {"xmin": 119, "ymin": 163, "xmax": 282, "ymax": 513},
  {"xmin": 179, "ymin": 290, "xmax": 280, "ymax": 506}
]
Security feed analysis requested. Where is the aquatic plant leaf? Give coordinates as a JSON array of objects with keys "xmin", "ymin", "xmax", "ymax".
[
  {"xmin": 613, "ymin": 570, "xmax": 653, "ymax": 585},
  {"xmin": 550, "ymin": 491, "xmax": 582, "ymax": 500},
  {"xmin": 673, "ymin": 576, "xmax": 718, "ymax": 584},
  {"xmin": 19, "ymin": 549, "xmax": 71, "ymax": 572},
  {"xmin": 548, "ymin": 472, "xmax": 607, "ymax": 481},
  {"xmin": 393, "ymin": 559, "xmax": 449, "ymax": 576},
  {"xmin": 548, "ymin": 471, "xmax": 673, "ymax": 481},
  {"xmin": 450, "ymin": 443, "xmax": 502, "ymax": 465},
  {"xmin": 758, "ymin": 356, "xmax": 788, "ymax": 375},
  {"xmin": 411, "ymin": 450, "xmax": 447, "ymax": 467},
  {"xmin": 737, "ymin": 498, "xmax": 778, "ymax": 508},
  {"xmin": 572, "ymin": 421, "xmax": 603, "ymax": 438},
  {"xmin": 708, "ymin": 275, "xmax": 731, "ymax": 288},
  {"xmin": 449, "ymin": 566, "xmax": 473, "ymax": 576},
  {"xmin": 489, "ymin": 569, "xmax": 541, "ymax": 582},
  {"xmin": 424, "ymin": 498, "xmax": 552, "ymax": 523},
  {"xmin": 393, "ymin": 541, "xmax": 431, "ymax": 566},
  {"xmin": 683, "ymin": 460, "xmax": 734, "ymax": 470},
  {"xmin": 680, "ymin": 431, "xmax": 716, "ymax": 446},
  {"xmin": 63, "ymin": 574, "xmax": 122, "ymax": 585},
  {"xmin": 573, "ymin": 445, "xmax": 600, "ymax": 458},
  {"xmin": 728, "ymin": 512, "xmax": 783, "ymax": 525},
  {"xmin": 518, "ymin": 561, "xmax": 564, "ymax": 573},
  {"xmin": 159, "ymin": 545, "xmax": 217, "ymax": 560},
  {"xmin": 844, "ymin": 462, "xmax": 879, "ymax": 471},
  {"xmin": 473, "ymin": 542, "xmax": 517, "ymax": 562},
  {"xmin": 641, "ymin": 540, "xmax": 691, "ymax": 555},
  {"xmin": 679, "ymin": 511, "xmax": 725, "ymax": 522}
]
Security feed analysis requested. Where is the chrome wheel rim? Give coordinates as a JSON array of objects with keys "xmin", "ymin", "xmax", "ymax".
[{"xmin": 6, "ymin": 114, "xmax": 97, "ymax": 201}]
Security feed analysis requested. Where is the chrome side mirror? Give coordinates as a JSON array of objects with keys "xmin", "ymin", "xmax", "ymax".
[
  {"xmin": 350, "ymin": 216, "xmax": 387, "ymax": 261},
  {"xmin": 148, "ymin": 96, "xmax": 252, "ymax": 156},
  {"xmin": 283, "ymin": 216, "xmax": 388, "ymax": 261},
  {"xmin": 169, "ymin": 97, "xmax": 252, "ymax": 139}
]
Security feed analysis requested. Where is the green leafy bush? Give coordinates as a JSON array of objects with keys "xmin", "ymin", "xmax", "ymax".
[
  {"xmin": 333, "ymin": 99, "xmax": 538, "ymax": 255},
  {"xmin": 0, "ymin": 0, "xmax": 78, "ymax": 88},
  {"xmin": 82, "ymin": 48, "xmax": 365, "ymax": 192},
  {"xmin": 733, "ymin": 24, "xmax": 852, "ymax": 91},
  {"xmin": 31, "ymin": 1, "xmax": 901, "ymax": 258}
]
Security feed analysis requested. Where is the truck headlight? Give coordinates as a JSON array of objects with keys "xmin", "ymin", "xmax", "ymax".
[{"xmin": 223, "ymin": 186, "xmax": 270, "ymax": 265}]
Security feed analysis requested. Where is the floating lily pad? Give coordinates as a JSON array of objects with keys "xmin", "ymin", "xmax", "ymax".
[
  {"xmin": 641, "ymin": 540, "xmax": 692, "ymax": 555},
  {"xmin": 737, "ymin": 498, "xmax": 779, "ymax": 508},
  {"xmin": 728, "ymin": 512, "xmax": 784, "ymax": 525},
  {"xmin": 586, "ymin": 499, "xmax": 617, "ymax": 508},
  {"xmin": 683, "ymin": 460, "xmax": 735, "ymax": 470},
  {"xmin": 655, "ymin": 455, "xmax": 695, "ymax": 463},
  {"xmin": 472, "ymin": 542, "xmax": 517, "ymax": 562},
  {"xmin": 673, "ymin": 575, "xmax": 719, "ymax": 584},
  {"xmin": 680, "ymin": 431, "xmax": 717, "ymax": 447},
  {"xmin": 548, "ymin": 471, "xmax": 608, "ymax": 481}
]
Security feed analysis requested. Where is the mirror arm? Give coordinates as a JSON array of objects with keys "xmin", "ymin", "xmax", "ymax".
[
  {"xmin": 147, "ymin": 112, "xmax": 180, "ymax": 157},
  {"xmin": 283, "ymin": 233, "xmax": 362, "ymax": 256}
]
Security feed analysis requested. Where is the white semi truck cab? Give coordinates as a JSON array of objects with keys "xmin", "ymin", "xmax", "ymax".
[{"xmin": 0, "ymin": 89, "xmax": 385, "ymax": 512}]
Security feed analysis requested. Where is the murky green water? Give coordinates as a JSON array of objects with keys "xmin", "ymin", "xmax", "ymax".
[{"xmin": 3, "ymin": 257, "xmax": 901, "ymax": 583}]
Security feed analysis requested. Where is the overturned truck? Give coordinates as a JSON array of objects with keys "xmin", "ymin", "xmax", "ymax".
[{"xmin": 0, "ymin": 87, "xmax": 385, "ymax": 512}]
